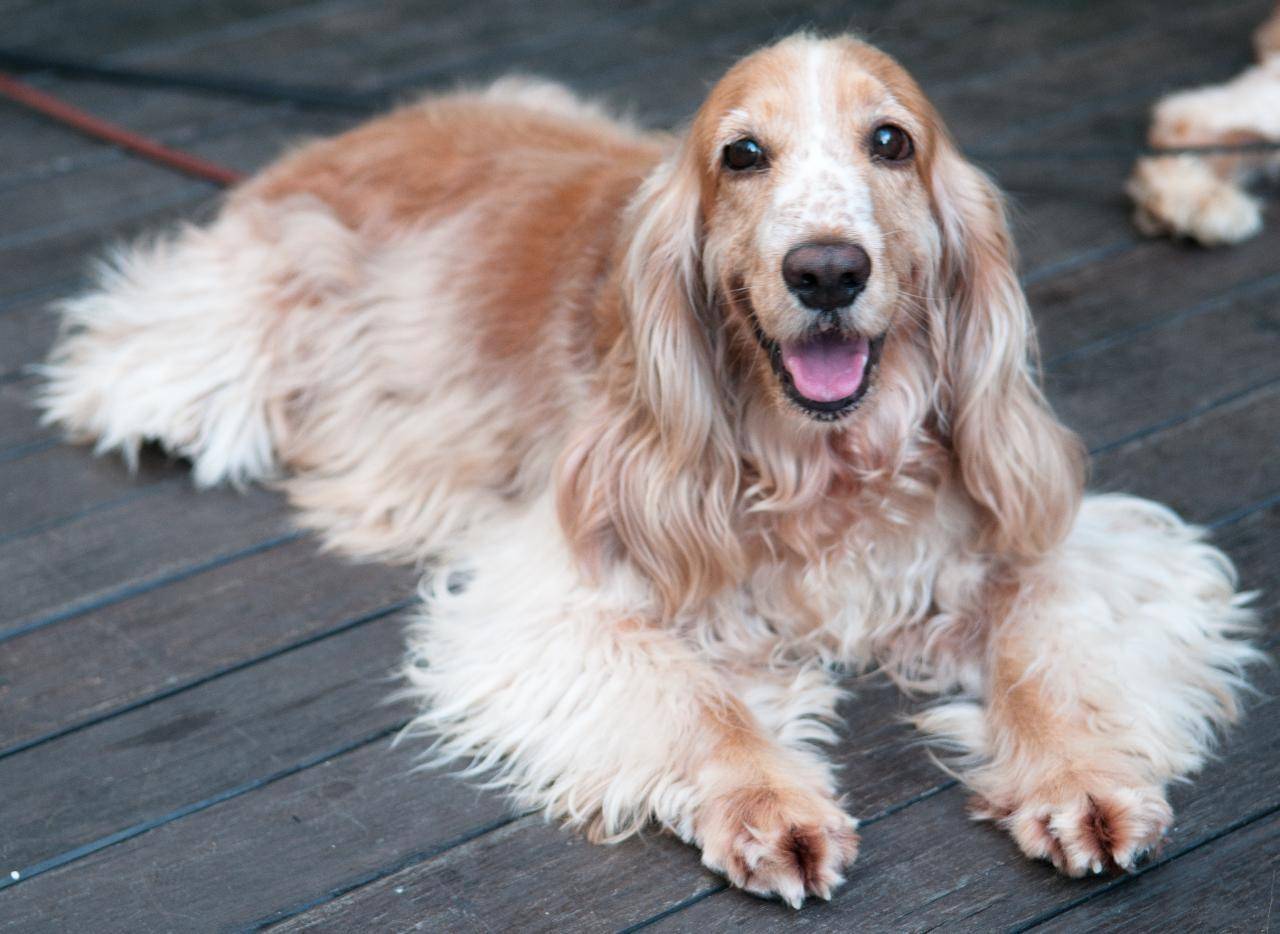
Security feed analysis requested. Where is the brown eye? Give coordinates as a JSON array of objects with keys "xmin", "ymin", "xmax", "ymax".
[
  {"xmin": 870, "ymin": 124, "xmax": 913, "ymax": 162},
  {"xmin": 723, "ymin": 138, "xmax": 765, "ymax": 171}
]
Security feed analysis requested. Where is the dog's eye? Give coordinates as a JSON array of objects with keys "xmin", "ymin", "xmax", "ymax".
[
  {"xmin": 870, "ymin": 124, "xmax": 913, "ymax": 162},
  {"xmin": 723, "ymin": 138, "xmax": 765, "ymax": 171}
]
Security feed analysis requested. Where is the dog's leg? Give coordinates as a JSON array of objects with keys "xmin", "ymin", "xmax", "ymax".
[
  {"xmin": 1127, "ymin": 51, "xmax": 1280, "ymax": 246},
  {"xmin": 917, "ymin": 494, "xmax": 1258, "ymax": 875},
  {"xmin": 402, "ymin": 503, "xmax": 857, "ymax": 908},
  {"xmin": 38, "ymin": 197, "xmax": 363, "ymax": 488},
  {"xmin": 38, "ymin": 212, "xmax": 279, "ymax": 486}
]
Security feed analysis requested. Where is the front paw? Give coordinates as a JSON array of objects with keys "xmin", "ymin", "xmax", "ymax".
[
  {"xmin": 696, "ymin": 784, "xmax": 859, "ymax": 907},
  {"xmin": 973, "ymin": 779, "xmax": 1172, "ymax": 876}
]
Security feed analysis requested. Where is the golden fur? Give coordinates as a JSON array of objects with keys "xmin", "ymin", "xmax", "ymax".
[{"xmin": 40, "ymin": 35, "xmax": 1258, "ymax": 907}]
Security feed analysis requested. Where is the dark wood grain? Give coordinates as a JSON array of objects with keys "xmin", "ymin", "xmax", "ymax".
[
  {"xmin": 1030, "ymin": 229, "xmax": 1280, "ymax": 365},
  {"xmin": 0, "ymin": 536, "xmax": 415, "ymax": 752},
  {"xmin": 4, "ymin": 0, "xmax": 361, "ymax": 57},
  {"xmin": 0, "ymin": 737, "xmax": 514, "ymax": 934},
  {"xmin": 1034, "ymin": 810, "xmax": 1280, "ymax": 933},
  {"xmin": 0, "ymin": 607, "xmax": 414, "ymax": 872},
  {"xmin": 0, "ymin": 482, "xmax": 292, "ymax": 641},
  {"xmin": 1090, "ymin": 383, "xmax": 1280, "ymax": 525},
  {"xmin": 1047, "ymin": 278, "xmax": 1280, "ymax": 452}
]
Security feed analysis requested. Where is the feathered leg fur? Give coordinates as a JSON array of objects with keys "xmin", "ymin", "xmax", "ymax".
[
  {"xmin": 917, "ymin": 495, "xmax": 1259, "ymax": 874},
  {"xmin": 402, "ymin": 500, "xmax": 858, "ymax": 908}
]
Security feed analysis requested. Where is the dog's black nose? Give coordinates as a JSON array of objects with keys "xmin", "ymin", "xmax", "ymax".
[{"xmin": 782, "ymin": 241, "xmax": 872, "ymax": 311}]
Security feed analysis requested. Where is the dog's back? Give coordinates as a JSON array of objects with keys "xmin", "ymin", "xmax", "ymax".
[{"xmin": 39, "ymin": 79, "xmax": 664, "ymax": 562}]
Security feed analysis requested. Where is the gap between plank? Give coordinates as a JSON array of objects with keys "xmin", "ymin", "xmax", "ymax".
[
  {"xmin": 0, "ymin": 598, "xmax": 414, "ymax": 762},
  {"xmin": 0, "ymin": 530, "xmax": 306, "ymax": 644},
  {"xmin": 1045, "ymin": 269, "xmax": 1280, "ymax": 370},
  {"xmin": 0, "ymin": 720, "xmax": 411, "ymax": 893}
]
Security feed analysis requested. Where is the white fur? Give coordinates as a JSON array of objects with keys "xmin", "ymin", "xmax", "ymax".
[
  {"xmin": 917, "ymin": 495, "xmax": 1260, "ymax": 796},
  {"xmin": 39, "ymin": 38, "xmax": 1261, "ymax": 906},
  {"xmin": 38, "ymin": 212, "xmax": 282, "ymax": 487}
]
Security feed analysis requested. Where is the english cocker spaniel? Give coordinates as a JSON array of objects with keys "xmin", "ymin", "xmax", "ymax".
[{"xmin": 40, "ymin": 34, "xmax": 1258, "ymax": 907}]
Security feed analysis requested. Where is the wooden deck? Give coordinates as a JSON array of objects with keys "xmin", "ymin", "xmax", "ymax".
[{"xmin": 1, "ymin": 1, "xmax": 1278, "ymax": 930}]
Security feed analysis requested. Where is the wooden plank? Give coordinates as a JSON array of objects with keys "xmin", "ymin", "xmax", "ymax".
[
  {"xmin": 1046, "ymin": 277, "xmax": 1280, "ymax": 452},
  {"xmin": 0, "ymin": 110, "xmax": 346, "ymax": 263},
  {"xmin": 0, "ymin": 483, "xmax": 293, "ymax": 642},
  {"xmin": 0, "ymin": 91, "xmax": 297, "ymax": 192},
  {"xmin": 516, "ymin": 0, "xmax": 1263, "ymax": 127},
  {"xmin": 272, "ymin": 814, "xmax": 715, "ymax": 934},
  {"xmin": 1215, "ymin": 495, "xmax": 1280, "ymax": 615},
  {"xmin": 0, "ymin": 610, "xmax": 426, "ymax": 874},
  {"xmin": 0, "ymin": 442, "xmax": 178, "ymax": 541},
  {"xmin": 1090, "ymin": 383, "xmax": 1280, "ymax": 526},
  {"xmin": 1030, "ymin": 230, "xmax": 1280, "ymax": 366},
  {"xmin": 1034, "ymin": 810, "xmax": 1280, "ymax": 932},
  {"xmin": 0, "ymin": 537, "xmax": 414, "ymax": 752},
  {"xmin": 0, "ymin": 300, "xmax": 62, "ymax": 378},
  {"xmin": 0, "ymin": 651, "xmax": 921, "ymax": 932},
  {"xmin": 0, "ymin": 378, "xmax": 51, "ymax": 454},
  {"xmin": 0, "ymin": 739, "xmax": 513, "ymax": 933},
  {"xmin": 4, "ymin": 0, "xmax": 364, "ymax": 58}
]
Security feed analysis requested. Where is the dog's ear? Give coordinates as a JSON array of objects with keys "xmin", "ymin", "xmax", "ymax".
[
  {"xmin": 556, "ymin": 143, "xmax": 744, "ymax": 614},
  {"xmin": 930, "ymin": 141, "xmax": 1085, "ymax": 558}
]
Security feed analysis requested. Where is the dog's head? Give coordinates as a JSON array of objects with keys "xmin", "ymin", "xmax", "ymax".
[
  {"xmin": 692, "ymin": 35, "xmax": 936, "ymax": 421},
  {"xmin": 562, "ymin": 35, "xmax": 1083, "ymax": 612}
]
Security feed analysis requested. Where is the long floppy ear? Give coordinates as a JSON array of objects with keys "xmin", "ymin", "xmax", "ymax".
[
  {"xmin": 930, "ymin": 142, "xmax": 1085, "ymax": 559},
  {"xmin": 556, "ymin": 141, "xmax": 744, "ymax": 615}
]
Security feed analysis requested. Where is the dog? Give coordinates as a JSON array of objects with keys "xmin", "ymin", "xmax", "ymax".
[
  {"xmin": 39, "ymin": 33, "xmax": 1259, "ymax": 907},
  {"xmin": 1127, "ymin": 4, "xmax": 1280, "ymax": 245}
]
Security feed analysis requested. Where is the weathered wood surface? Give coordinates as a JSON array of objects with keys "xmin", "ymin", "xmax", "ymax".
[{"xmin": 0, "ymin": 1, "xmax": 1276, "ymax": 931}]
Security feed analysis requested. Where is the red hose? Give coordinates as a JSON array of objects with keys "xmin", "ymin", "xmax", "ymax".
[{"xmin": 0, "ymin": 72, "xmax": 243, "ymax": 187}]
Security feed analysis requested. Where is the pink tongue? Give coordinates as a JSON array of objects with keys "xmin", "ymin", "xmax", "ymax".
[{"xmin": 780, "ymin": 334, "xmax": 870, "ymax": 403}]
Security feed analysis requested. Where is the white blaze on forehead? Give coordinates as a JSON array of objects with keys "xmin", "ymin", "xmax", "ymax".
[{"xmin": 763, "ymin": 42, "xmax": 884, "ymax": 253}]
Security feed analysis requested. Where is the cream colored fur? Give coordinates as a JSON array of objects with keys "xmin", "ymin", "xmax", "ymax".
[{"xmin": 40, "ymin": 37, "xmax": 1259, "ymax": 908}]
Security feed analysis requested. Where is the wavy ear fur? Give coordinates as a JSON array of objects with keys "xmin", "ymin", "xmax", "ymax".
[
  {"xmin": 556, "ymin": 140, "xmax": 744, "ymax": 616},
  {"xmin": 930, "ymin": 141, "xmax": 1085, "ymax": 559}
]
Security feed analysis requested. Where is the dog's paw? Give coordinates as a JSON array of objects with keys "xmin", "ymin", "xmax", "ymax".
[
  {"xmin": 696, "ymin": 784, "xmax": 859, "ymax": 907},
  {"xmin": 1127, "ymin": 156, "xmax": 1262, "ymax": 246},
  {"xmin": 972, "ymin": 781, "xmax": 1171, "ymax": 876}
]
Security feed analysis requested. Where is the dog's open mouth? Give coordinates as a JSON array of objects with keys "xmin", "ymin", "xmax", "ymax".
[
  {"xmin": 749, "ymin": 320, "xmax": 883, "ymax": 419},
  {"xmin": 774, "ymin": 331, "xmax": 882, "ymax": 418},
  {"xmin": 779, "ymin": 331, "xmax": 877, "ymax": 406},
  {"xmin": 732, "ymin": 286, "xmax": 884, "ymax": 419}
]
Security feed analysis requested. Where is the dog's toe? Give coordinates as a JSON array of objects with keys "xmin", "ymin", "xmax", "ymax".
[{"xmin": 697, "ymin": 785, "xmax": 859, "ymax": 907}]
